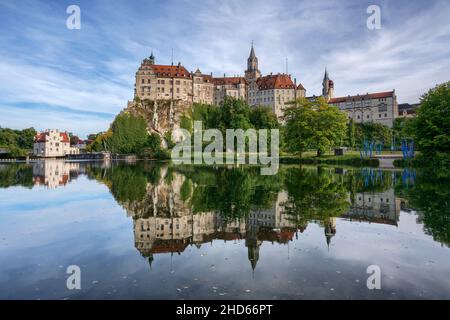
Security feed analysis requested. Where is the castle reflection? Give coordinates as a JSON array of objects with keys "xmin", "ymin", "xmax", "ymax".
[{"xmin": 116, "ymin": 166, "xmax": 402, "ymax": 270}]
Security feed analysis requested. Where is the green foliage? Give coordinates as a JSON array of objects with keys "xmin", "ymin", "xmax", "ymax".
[
  {"xmin": 108, "ymin": 113, "xmax": 148, "ymax": 154},
  {"xmin": 86, "ymin": 130, "xmax": 111, "ymax": 152},
  {"xmin": 215, "ymin": 97, "xmax": 252, "ymax": 132},
  {"xmin": 0, "ymin": 163, "xmax": 34, "ymax": 188},
  {"xmin": 180, "ymin": 179, "xmax": 192, "ymax": 202},
  {"xmin": 142, "ymin": 133, "xmax": 170, "ymax": 159},
  {"xmin": 249, "ymin": 105, "xmax": 279, "ymax": 129},
  {"xmin": 180, "ymin": 114, "xmax": 193, "ymax": 133},
  {"xmin": 284, "ymin": 97, "xmax": 347, "ymax": 157},
  {"xmin": 347, "ymin": 118, "xmax": 355, "ymax": 148},
  {"xmin": 412, "ymin": 82, "xmax": 450, "ymax": 156},
  {"xmin": 282, "ymin": 167, "xmax": 350, "ymax": 225},
  {"xmin": 163, "ymin": 131, "xmax": 176, "ymax": 149},
  {"xmin": 393, "ymin": 117, "xmax": 415, "ymax": 140},
  {"xmin": 400, "ymin": 169, "xmax": 450, "ymax": 246},
  {"xmin": 354, "ymin": 122, "xmax": 392, "ymax": 147},
  {"xmin": 0, "ymin": 127, "xmax": 36, "ymax": 157}
]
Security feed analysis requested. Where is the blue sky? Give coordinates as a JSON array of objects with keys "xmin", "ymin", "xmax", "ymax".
[{"xmin": 0, "ymin": 0, "xmax": 449, "ymax": 138}]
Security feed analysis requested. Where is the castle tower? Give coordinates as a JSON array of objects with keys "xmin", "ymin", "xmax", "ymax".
[
  {"xmin": 245, "ymin": 42, "xmax": 261, "ymax": 106},
  {"xmin": 324, "ymin": 217, "xmax": 336, "ymax": 250},
  {"xmin": 149, "ymin": 51, "xmax": 155, "ymax": 65},
  {"xmin": 322, "ymin": 68, "xmax": 334, "ymax": 100}
]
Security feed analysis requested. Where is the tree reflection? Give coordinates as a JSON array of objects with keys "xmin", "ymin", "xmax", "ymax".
[
  {"xmin": 398, "ymin": 169, "xmax": 450, "ymax": 247},
  {"xmin": 281, "ymin": 166, "xmax": 350, "ymax": 227}
]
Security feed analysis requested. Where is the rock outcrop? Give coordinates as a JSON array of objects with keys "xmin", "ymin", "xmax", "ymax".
[{"xmin": 124, "ymin": 98, "xmax": 191, "ymax": 146}]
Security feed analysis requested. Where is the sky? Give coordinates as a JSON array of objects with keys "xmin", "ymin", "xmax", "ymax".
[{"xmin": 0, "ymin": 0, "xmax": 449, "ymax": 138}]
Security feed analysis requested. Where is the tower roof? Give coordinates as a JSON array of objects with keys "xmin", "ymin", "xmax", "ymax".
[
  {"xmin": 249, "ymin": 41, "xmax": 256, "ymax": 59},
  {"xmin": 323, "ymin": 67, "xmax": 329, "ymax": 81}
]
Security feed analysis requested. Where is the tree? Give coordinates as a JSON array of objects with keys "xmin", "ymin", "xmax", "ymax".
[
  {"xmin": 283, "ymin": 98, "xmax": 316, "ymax": 158},
  {"xmin": 17, "ymin": 127, "xmax": 36, "ymax": 149},
  {"xmin": 347, "ymin": 118, "xmax": 355, "ymax": 148},
  {"xmin": 354, "ymin": 122, "xmax": 392, "ymax": 148},
  {"xmin": 312, "ymin": 98, "xmax": 347, "ymax": 156},
  {"xmin": 0, "ymin": 127, "xmax": 36, "ymax": 157},
  {"xmin": 284, "ymin": 97, "xmax": 347, "ymax": 157},
  {"xmin": 249, "ymin": 105, "xmax": 279, "ymax": 129},
  {"xmin": 108, "ymin": 113, "xmax": 148, "ymax": 154},
  {"xmin": 216, "ymin": 97, "xmax": 252, "ymax": 132},
  {"xmin": 70, "ymin": 135, "xmax": 80, "ymax": 146},
  {"xmin": 413, "ymin": 82, "xmax": 450, "ymax": 155}
]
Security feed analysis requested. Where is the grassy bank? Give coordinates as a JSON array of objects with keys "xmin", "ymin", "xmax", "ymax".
[{"xmin": 280, "ymin": 151, "xmax": 379, "ymax": 167}]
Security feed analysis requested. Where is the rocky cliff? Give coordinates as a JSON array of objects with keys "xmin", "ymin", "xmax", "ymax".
[{"xmin": 124, "ymin": 98, "xmax": 191, "ymax": 145}]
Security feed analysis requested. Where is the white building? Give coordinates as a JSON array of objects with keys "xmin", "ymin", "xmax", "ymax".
[
  {"xmin": 33, "ymin": 129, "xmax": 79, "ymax": 157},
  {"xmin": 327, "ymin": 89, "xmax": 398, "ymax": 128}
]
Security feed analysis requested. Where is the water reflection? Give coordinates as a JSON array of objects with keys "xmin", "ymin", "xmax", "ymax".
[{"xmin": 1, "ymin": 160, "xmax": 450, "ymax": 298}]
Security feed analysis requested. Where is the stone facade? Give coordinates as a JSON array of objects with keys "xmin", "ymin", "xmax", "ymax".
[
  {"xmin": 134, "ymin": 53, "xmax": 215, "ymax": 105},
  {"xmin": 213, "ymin": 76, "xmax": 247, "ymax": 105},
  {"xmin": 328, "ymin": 90, "xmax": 398, "ymax": 128}
]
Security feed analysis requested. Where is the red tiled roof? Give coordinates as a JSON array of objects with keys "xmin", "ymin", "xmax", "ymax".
[
  {"xmin": 146, "ymin": 64, "xmax": 191, "ymax": 78},
  {"xmin": 201, "ymin": 74, "xmax": 213, "ymax": 83},
  {"xmin": 257, "ymin": 74, "xmax": 295, "ymax": 90},
  {"xmin": 329, "ymin": 91, "xmax": 395, "ymax": 104},
  {"xmin": 34, "ymin": 133, "xmax": 47, "ymax": 142},
  {"xmin": 34, "ymin": 131, "xmax": 70, "ymax": 143},
  {"xmin": 60, "ymin": 132, "xmax": 70, "ymax": 143},
  {"xmin": 151, "ymin": 239, "xmax": 190, "ymax": 253},
  {"xmin": 213, "ymin": 77, "xmax": 246, "ymax": 86}
]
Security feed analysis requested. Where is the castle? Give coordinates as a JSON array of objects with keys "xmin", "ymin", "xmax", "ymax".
[
  {"xmin": 134, "ymin": 43, "xmax": 399, "ymax": 127},
  {"xmin": 134, "ymin": 44, "xmax": 306, "ymax": 119}
]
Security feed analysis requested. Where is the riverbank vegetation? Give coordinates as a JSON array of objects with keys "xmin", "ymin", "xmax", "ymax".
[
  {"xmin": 394, "ymin": 82, "xmax": 450, "ymax": 169},
  {"xmin": 0, "ymin": 127, "xmax": 36, "ymax": 157}
]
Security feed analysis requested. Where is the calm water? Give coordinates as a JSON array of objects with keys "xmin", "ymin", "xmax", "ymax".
[{"xmin": 0, "ymin": 160, "xmax": 449, "ymax": 299}]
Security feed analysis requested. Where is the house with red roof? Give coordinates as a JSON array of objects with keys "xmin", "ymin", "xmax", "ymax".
[{"xmin": 33, "ymin": 129, "xmax": 79, "ymax": 157}]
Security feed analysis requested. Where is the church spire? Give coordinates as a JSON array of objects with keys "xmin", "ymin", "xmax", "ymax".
[
  {"xmin": 247, "ymin": 42, "xmax": 258, "ymax": 72},
  {"xmin": 149, "ymin": 51, "xmax": 155, "ymax": 64},
  {"xmin": 322, "ymin": 67, "xmax": 334, "ymax": 99},
  {"xmin": 249, "ymin": 40, "xmax": 256, "ymax": 59},
  {"xmin": 323, "ymin": 67, "xmax": 329, "ymax": 82}
]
